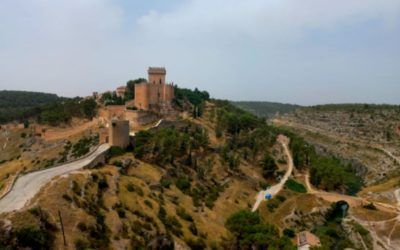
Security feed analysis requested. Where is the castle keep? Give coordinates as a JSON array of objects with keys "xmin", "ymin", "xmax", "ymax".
[{"xmin": 134, "ymin": 67, "xmax": 174, "ymax": 110}]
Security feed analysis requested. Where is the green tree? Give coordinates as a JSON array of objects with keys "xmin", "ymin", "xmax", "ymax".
[
  {"xmin": 260, "ymin": 153, "xmax": 278, "ymax": 178},
  {"xmin": 16, "ymin": 226, "xmax": 52, "ymax": 250},
  {"xmin": 125, "ymin": 78, "xmax": 146, "ymax": 100},
  {"xmin": 81, "ymin": 98, "xmax": 97, "ymax": 119}
]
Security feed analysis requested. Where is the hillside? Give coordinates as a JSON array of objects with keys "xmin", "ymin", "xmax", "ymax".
[
  {"xmin": 0, "ymin": 90, "xmax": 97, "ymax": 126},
  {"xmin": 1, "ymin": 95, "xmax": 397, "ymax": 249},
  {"xmin": 0, "ymin": 90, "xmax": 63, "ymax": 107},
  {"xmin": 274, "ymin": 104, "xmax": 400, "ymax": 185},
  {"xmin": 0, "ymin": 91, "xmax": 63, "ymax": 124},
  {"xmin": 231, "ymin": 101, "xmax": 300, "ymax": 118}
]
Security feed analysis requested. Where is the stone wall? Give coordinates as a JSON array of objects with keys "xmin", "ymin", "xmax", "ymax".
[
  {"xmin": 105, "ymin": 105, "xmax": 126, "ymax": 120},
  {"xmin": 125, "ymin": 110, "xmax": 159, "ymax": 129},
  {"xmin": 148, "ymin": 67, "xmax": 166, "ymax": 84},
  {"xmin": 134, "ymin": 83, "xmax": 150, "ymax": 110},
  {"xmin": 109, "ymin": 120, "xmax": 130, "ymax": 149}
]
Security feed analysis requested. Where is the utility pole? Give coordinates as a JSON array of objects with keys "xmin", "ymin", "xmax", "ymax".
[{"xmin": 58, "ymin": 210, "xmax": 67, "ymax": 246}]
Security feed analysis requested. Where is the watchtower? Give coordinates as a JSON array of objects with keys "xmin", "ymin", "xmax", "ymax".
[
  {"xmin": 109, "ymin": 120, "xmax": 130, "ymax": 149},
  {"xmin": 148, "ymin": 67, "xmax": 166, "ymax": 85}
]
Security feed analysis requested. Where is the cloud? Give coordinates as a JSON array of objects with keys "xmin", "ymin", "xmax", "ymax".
[
  {"xmin": 0, "ymin": 0, "xmax": 124, "ymax": 96},
  {"xmin": 134, "ymin": 0, "xmax": 400, "ymax": 104}
]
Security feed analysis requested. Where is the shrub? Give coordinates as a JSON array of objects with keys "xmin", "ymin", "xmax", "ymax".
[
  {"xmin": 160, "ymin": 179, "xmax": 172, "ymax": 188},
  {"xmin": 176, "ymin": 208, "xmax": 193, "ymax": 222},
  {"xmin": 144, "ymin": 200, "xmax": 153, "ymax": 208},
  {"xmin": 109, "ymin": 146, "xmax": 125, "ymax": 157},
  {"xmin": 75, "ymin": 238, "xmax": 90, "ymax": 250},
  {"xmin": 175, "ymin": 177, "xmax": 191, "ymax": 193},
  {"xmin": 16, "ymin": 226, "xmax": 52, "ymax": 249},
  {"xmin": 112, "ymin": 160, "xmax": 123, "ymax": 167},
  {"xmin": 72, "ymin": 180, "xmax": 81, "ymax": 195},
  {"xmin": 98, "ymin": 178, "xmax": 109, "ymax": 191},
  {"xmin": 117, "ymin": 207, "xmax": 126, "ymax": 218},
  {"xmin": 363, "ymin": 203, "xmax": 377, "ymax": 210},
  {"xmin": 62, "ymin": 194, "xmax": 72, "ymax": 202},
  {"xmin": 276, "ymin": 195, "xmax": 286, "ymax": 202},
  {"xmin": 260, "ymin": 153, "xmax": 278, "ymax": 178},
  {"xmin": 189, "ymin": 223, "xmax": 198, "ymax": 236},
  {"xmin": 126, "ymin": 183, "xmax": 135, "ymax": 192},
  {"xmin": 77, "ymin": 222, "xmax": 87, "ymax": 232},
  {"xmin": 283, "ymin": 228, "xmax": 295, "ymax": 238},
  {"xmin": 186, "ymin": 238, "xmax": 206, "ymax": 250},
  {"xmin": 285, "ymin": 179, "xmax": 307, "ymax": 193}
]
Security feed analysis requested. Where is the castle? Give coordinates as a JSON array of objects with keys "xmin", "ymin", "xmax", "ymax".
[
  {"xmin": 134, "ymin": 67, "xmax": 174, "ymax": 110},
  {"xmin": 99, "ymin": 67, "xmax": 176, "ymax": 146}
]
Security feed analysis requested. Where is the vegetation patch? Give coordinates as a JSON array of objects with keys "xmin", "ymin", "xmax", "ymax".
[
  {"xmin": 225, "ymin": 210, "xmax": 294, "ymax": 249},
  {"xmin": 284, "ymin": 179, "xmax": 307, "ymax": 193}
]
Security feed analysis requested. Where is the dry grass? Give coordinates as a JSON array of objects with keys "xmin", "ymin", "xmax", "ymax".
[
  {"xmin": 359, "ymin": 177, "xmax": 400, "ymax": 195},
  {"xmin": 42, "ymin": 118, "xmax": 98, "ymax": 141},
  {"xmin": 260, "ymin": 192, "xmax": 328, "ymax": 229},
  {"xmin": 352, "ymin": 207, "xmax": 398, "ymax": 222}
]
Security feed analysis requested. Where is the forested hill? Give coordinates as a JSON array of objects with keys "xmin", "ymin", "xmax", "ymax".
[
  {"xmin": 0, "ymin": 90, "xmax": 97, "ymax": 125},
  {"xmin": 231, "ymin": 101, "xmax": 301, "ymax": 118},
  {"xmin": 0, "ymin": 90, "xmax": 62, "ymax": 108}
]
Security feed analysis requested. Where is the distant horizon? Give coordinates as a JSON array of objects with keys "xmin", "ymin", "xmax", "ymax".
[{"xmin": 1, "ymin": 88, "xmax": 400, "ymax": 107}]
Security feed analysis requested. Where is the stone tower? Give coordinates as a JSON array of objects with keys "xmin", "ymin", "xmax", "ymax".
[
  {"xmin": 134, "ymin": 67, "xmax": 174, "ymax": 110},
  {"xmin": 109, "ymin": 120, "xmax": 130, "ymax": 149},
  {"xmin": 148, "ymin": 67, "xmax": 166, "ymax": 85}
]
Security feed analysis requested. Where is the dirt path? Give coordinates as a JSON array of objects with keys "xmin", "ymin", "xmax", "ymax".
[
  {"xmin": 0, "ymin": 144, "xmax": 110, "ymax": 214},
  {"xmin": 252, "ymin": 135, "xmax": 293, "ymax": 212},
  {"xmin": 305, "ymin": 173, "xmax": 398, "ymax": 212},
  {"xmin": 306, "ymin": 172, "xmax": 400, "ymax": 249}
]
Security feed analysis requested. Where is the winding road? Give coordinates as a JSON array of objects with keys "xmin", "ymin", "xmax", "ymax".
[
  {"xmin": 0, "ymin": 144, "xmax": 110, "ymax": 214},
  {"xmin": 0, "ymin": 119, "xmax": 164, "ymax": 214},
  {"xmin": 252, "ymin": 135, "xmax": 293, "ymax": 212}
]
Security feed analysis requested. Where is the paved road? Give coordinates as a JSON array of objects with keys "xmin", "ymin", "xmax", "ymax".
[
  {"xmin": 0, "ymin": 144, "xmax": 110, "ymax": 214},
  {"xmin": 252, "ymin": 135, "xmax": 293, "ymax": 212}
]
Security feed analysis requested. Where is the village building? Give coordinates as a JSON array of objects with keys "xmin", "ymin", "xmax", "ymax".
[
  {"xmin": 297, "ymin": 231, "xmax": 321, "ymax": 250},
  {"xmin": 116, "ymin": 86, "xmax": 127, "ymax": 98}
]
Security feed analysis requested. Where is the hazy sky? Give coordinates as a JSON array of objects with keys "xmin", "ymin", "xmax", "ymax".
[{"xmin": 0, "ymin": 0, "xmax": 399, "ymax": 105}]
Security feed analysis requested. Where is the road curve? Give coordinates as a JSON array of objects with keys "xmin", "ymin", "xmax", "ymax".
[
  {"xmin": 252, "ymin": 135, "xmax": 293, "ymax": 212},
  {"xmin": 0, "ymin": 144, "xmax": 110, "ymax": 214}
]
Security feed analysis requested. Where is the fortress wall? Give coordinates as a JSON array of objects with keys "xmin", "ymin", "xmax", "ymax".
[
  {"xmin": 164, "ymin": 84, "xmax": 174, "ymax": 102},
  {"xmin": 134, "ymin": 83, "xmax": 150, "ymax": 110},
  {"xmin": 125, "ymin": 110, "xmax": 159, "ymax": 129},
  {"xmin": 148, "ymin": 84, "xmax": 161, "ymax": 106},
  {"xmin": 106, "ymin": 105, "xmax": 126, "ymax": 120}
]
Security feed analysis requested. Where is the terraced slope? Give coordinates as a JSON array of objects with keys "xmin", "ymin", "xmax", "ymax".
[{"xmin": 275, "ymin": 104, "xmax": 400, "ymax": 185}]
